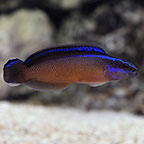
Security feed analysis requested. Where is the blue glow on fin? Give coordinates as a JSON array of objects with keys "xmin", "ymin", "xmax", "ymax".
[{"xmin": 5, "ymin": 59, "xmax": 21, "ymax": 68}]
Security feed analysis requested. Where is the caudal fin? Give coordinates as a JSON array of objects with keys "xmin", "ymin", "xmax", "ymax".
[{"xmin": 3, "ymin": 58, "xmax": 27, "ymax": 85}]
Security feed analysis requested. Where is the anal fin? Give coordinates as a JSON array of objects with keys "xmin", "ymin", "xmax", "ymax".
[
  {"xmin": 24, "ymin": 80, "xmax": 72, "ymax": 91},
  {"xmin": 88, "ymin": 82, "xmax": 106, "ymax": 87}
]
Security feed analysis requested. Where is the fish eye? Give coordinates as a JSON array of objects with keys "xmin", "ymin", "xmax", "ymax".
[
  {"xmin": 122, "ymin": 64, "xmax": 129, "ymax": 69},
  {"xmin": 115, "ymin": 61, "xmax": 123, "ymax": 66}
]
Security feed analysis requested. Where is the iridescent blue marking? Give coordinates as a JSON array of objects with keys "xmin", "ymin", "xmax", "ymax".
[
  {"xmin": 5, "ymin": 60, "xmax": 20, "ymax": 68},
  {"xmin": 25, "ymin": 52, "xmax": 137, "ymax": 72},
  {"xmin": 106, "ymin": 65, "xmax": 133, "ymax": 79},
  {"xmin": 25, "ymin": 59, "xmax": 32, "ymax": 64},
  {"xmin": 108, "ymin": 72, "xmax": 121, "ymax": 79},
  {"xmin": 107, "ymin": 65, "xmax": 129, "ymax": 74},
  {"xmin": 25, "ymin": 46, "xmax": 106, "ymax": 64},
  {"xmin": 68, "ymin": 54, "xmax": 137, "ymax": 70}
]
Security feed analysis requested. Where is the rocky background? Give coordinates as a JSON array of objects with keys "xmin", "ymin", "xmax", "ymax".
[
  {"xmin": 0, "ymin": 0, "xmax": 144, "ymax": 143},
  {"xmin": 0, "ymin": 0, "xmax": 143, "ymax": 114}
]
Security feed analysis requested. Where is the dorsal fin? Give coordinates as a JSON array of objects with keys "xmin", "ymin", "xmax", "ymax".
[{"xmin": 24, "ymin": 44, "xmax": 108, "ymax": 67}]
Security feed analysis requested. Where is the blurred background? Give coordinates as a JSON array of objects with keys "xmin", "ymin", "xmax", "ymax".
[{"xmin": 0, "ymin": 0, "xmax": 144, "ymax": 115}]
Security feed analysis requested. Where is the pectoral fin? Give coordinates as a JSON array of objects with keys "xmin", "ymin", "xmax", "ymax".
[{"xmin": 24, "ymin": 80, "xmax": 72, "ymax": 91}]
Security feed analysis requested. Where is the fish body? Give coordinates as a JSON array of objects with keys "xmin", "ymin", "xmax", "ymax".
[{"xmin": 3, "ymin": 44, "xmax": 138, "ymax": 91}]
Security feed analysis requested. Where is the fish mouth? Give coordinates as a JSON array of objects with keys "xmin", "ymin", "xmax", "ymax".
[{"xmin": 129, "ymin": 68, "xmax": 138, "ymax": 77}]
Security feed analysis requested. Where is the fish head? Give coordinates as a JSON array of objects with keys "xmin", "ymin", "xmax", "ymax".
[{"xmin": 104, "ymin": 59, "xmax": 138, "ymax": 81}]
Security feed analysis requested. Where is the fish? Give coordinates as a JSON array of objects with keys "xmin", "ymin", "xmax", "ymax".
[{"xmin": 3, "ymin": 43, "xmax": 138, "ymax": 91}]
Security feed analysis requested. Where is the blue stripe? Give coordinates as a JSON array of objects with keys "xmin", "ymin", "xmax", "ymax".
[
  {"xmin": 68, "ymin": 54, "xmax": 137, "ymax": 70},
  {"xmin": 25, "ymin": 53, "xmax": 137, "ymax": 70},
  {"xmin": 25, "ymin": 46, "xmax": 106, "ymax": 64},
  {"xmin": 5, "ymin": 60, "xmax": 20, "ymax": 68},
  {"xmin": 106, "ymin": 64, "xmax": 135, "ymax": 79},
  {"xmin": 107, "ymin": 65, "xmax": 130, "ymax": 75}
]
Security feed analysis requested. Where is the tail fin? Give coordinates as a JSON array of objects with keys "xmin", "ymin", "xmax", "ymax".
[{"xmin": 3, "ymin": 58, "xmax": 27, "ymax": 85}]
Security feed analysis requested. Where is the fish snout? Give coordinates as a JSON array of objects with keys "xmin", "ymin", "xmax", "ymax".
[{"xmin": 128, "ymin": 67, "xmax": 138, "ymax": 76}]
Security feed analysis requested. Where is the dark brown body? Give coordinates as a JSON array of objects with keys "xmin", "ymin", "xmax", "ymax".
[{"xmin": 25, "ymin": 57, "xmax": 108, "ymax": 84}]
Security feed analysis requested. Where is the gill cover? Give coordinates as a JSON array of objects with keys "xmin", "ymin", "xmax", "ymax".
[{"xmin": 105, "ymin": 62, "xmax": 136, "ymax": 80}]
